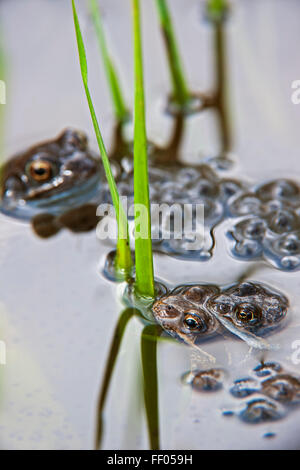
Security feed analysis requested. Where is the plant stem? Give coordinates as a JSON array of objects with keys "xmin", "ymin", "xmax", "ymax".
[
  {"xmin": 89, "ymin": 0, "xmax": 129, "ymax": 123},
  {"xmin": 132, "ymin": 0, "xmax": 155, "ymax": 298},
  {"xmin": 155, "ymin": 0, "xmax": 190, "ymax": 108},
  {"xmin": 141, "ymin": 324, "xmax": 160, "ymax": 450},
  {"xmin": 207, "ymin": 0, "xmax": 231, "ymax": 152},
  {"xmin": 72, "ymin": 0, "xmax": 132, "ymax": 273},
  {"xmin": 207, "ymin": 0, "xmax": 228, "ymax": 21},
  {"xmin": 94, "ymin": 308, "xmax": 136, "ymax": 449},
  {"xmin": 213, "ymin": 18, "xmax": 231, "ymax": 152}
]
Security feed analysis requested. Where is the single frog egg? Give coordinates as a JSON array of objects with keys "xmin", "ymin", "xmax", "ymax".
[
  {"xmin": 228, "ymin": 193, "xmax": 262, "ymax": 217},
  {"xmin": 256, "ymin": 179, "xmax": 300, "ymax": 205},
  {"xmin": 267, "ymin": 209, "xmax": 300, "ymax": 235},
  {"xmin": 232, "ymin": 217, "xmax": 267, "ymax": 241}
]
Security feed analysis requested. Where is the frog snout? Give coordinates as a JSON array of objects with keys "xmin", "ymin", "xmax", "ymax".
[{"xmin": 1, "ymin": 175, "xmax": 26, "ymax": 200}]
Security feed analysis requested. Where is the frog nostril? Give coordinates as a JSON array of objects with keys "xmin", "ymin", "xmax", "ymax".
[
  {"xmin": 216, "ymin": 303, "xmax": 232, "ymax": 314},
  {"xmin": 2, "ymin": 176, "xmax": 25, "ymax": 198},
  {"xmin": 152, "ymin": 301, "xmax": 179, "ymax": 319}
]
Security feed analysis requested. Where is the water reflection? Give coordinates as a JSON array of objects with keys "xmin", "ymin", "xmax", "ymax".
[{"xmin": 94, "ymin": 306, "xmax": 163, "ymax": 450}]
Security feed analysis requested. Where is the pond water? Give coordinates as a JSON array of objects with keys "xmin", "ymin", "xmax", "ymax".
[{"xmin": 0, "ymin": 0, "xmax": 300, "ymax": 450}]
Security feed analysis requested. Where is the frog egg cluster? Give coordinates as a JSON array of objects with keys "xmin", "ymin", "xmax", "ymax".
[
  {"xmin": 225, "ymin": 362, "xmax": 300, "ymax": 424},
  {"xmin": 227, "ymin": 179, "xmax": 300, "ymax": 270},
  {"xmin": 113, "ymin": 159, "xmax": 245, "ymax": 260}
]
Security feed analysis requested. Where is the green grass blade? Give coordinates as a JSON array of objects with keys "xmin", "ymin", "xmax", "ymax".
[
  {"xmin": 72, "ymin": 0, "xmax": 132, "ymax": 272},
  {"xmin": 94, "ymin": 308, "xmax": 136, "ymax": 449},
  {"xmin": 89, "ymin": 0, "xmax": 129, "ymax": 123},
  {"xmin": 141, "ymin": 324, "xmax": 160, "ymax": 450},
  {"xmin": 131, "ymin": 0, "xmax": 155, "ymax": 298},
  {"xmin": 155, "ymin": 0, "xmax": 190, "ymax": 108}
]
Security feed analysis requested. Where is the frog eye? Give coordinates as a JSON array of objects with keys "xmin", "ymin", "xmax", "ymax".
[
  {"xmin": 235, "ymin": 303, "xmax": 261, "ymax": 325},
  {"xmin": 183, "ymin": 313, "xmax": 206, "ymax": 331},
  {"xmin": 28, "ymin": 160, "xmax": 53, "ymax": 182}
]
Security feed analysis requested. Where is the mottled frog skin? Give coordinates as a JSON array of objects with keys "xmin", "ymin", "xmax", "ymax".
[
  {"xmin": 152, "ymin": 282, "xmax": 288, "ymax": 344},
  {"xmin": 152, "ymin": 284, "xmax": 223, "ymax": 344},
  {"xmin": 207, "ymin": 282, "xmax": 288, "ymax": 335},
  {"xmin": 0, "ymin": 129, "xmax": 104, "ymax": 220}
]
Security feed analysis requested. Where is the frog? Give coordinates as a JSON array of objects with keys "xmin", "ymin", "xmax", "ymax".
[
  {"xmin": 207, "ymin": 281, "xmax": 289, "ymax": 336},
  {"xmin": 152, "ymin": 284, "xmax": 222, "ymax": 347},
  {"xmin": 0, "ymin": 128, "xmax": 106, "ymax": 221}
]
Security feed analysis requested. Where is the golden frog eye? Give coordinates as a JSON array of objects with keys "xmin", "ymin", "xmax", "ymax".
[
  {"xmin": 235, "ymin": 303, "xmax": 261, "ymax": 325},
  {"xmin": 29, "ymin": 160, "xmax": 53, "ymax": 182},
  {"xmin": 183, "ymin": 313, "xmax": 206, "ymax": 331}
]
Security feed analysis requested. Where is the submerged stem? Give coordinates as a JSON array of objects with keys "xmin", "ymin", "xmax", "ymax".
[
  {"xmin": 72, "ymin": 0, "xmax": 132, "ymax": 273},
  {"xmin": 94, "ymin": 308, "xmax": 136, "ymax": 449},
  {"xmin": 89, "ymin": 0, "xmax": 129, "ymax": 123},
  {"xmin": 155, "ymin": 0, "xmax": 190, "ymax": 108},
  {"xmin": 132, "ymin": 0, "xmax": 155, "ymax": 298},
  {"xmin": 141, "ymin": 324, "xmax": 160, "ymax": 450}
]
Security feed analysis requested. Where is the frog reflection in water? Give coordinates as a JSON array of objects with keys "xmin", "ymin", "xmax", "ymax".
[
  {"xmin": 0, "ymin": 129, "xmax": 107, "ymax": 237},
  {"xmin": 152, "ymin": 282, "xmax": 289, "ymax": 349}
]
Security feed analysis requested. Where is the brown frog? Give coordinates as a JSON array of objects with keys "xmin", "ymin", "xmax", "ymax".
[
  {"xmin": 207, "ymin": 282, "xmax": 288, "ymax": 335},
  {"xmin": 0, "ymin": 128, "xmax": 105, "ymax": 221},
  {"xmin": 152, "ymin": 284, "xmax": 222, "ymax": 346}
]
